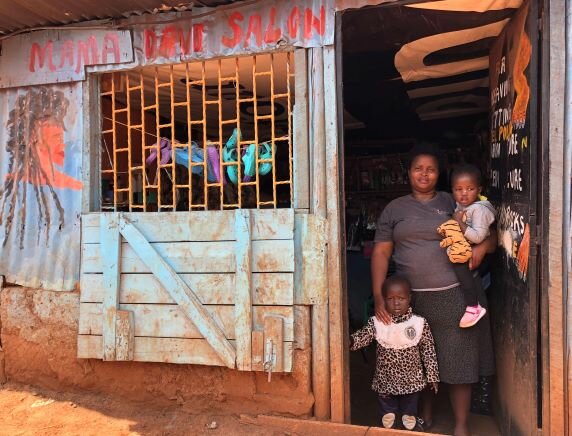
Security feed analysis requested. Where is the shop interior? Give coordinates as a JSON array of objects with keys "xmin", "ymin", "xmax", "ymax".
[{"xmin": 340, "ymin": 2, "xmax": 521, "ymax": 433}]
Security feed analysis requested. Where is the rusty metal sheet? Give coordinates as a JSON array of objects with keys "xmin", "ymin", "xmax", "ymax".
[
  {"xmin": 132, "ymin": 0, "xmax": 334, "ymax": 66},
  {"xmin": 0, "ymin": 0, "xmax": 201, "ymax": 36},
  {"xmin": 0, "ymin": 30, "xmax": 133, "ymax": 88},
  {"xmin": 0, "ymin": 83, "xmax": 83, "ymax": 291}
]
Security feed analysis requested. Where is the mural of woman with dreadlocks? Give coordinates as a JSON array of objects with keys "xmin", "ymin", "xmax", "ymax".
[{"xmin": 0, "ymin": 87, "xmax": 82, "ymax": 248}]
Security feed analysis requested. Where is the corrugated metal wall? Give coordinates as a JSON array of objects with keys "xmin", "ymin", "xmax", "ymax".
[
  {"xmin": 0, "ymin": 1, "xmax": 240, "ymax": 36},
  {"xmin": 0, "ymin": 0, "xmax": 333, "ymax": 291}
]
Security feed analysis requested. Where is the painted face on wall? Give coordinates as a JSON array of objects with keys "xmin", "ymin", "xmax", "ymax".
[
  {"xmin": 0, "ymin": 87, "xmax": 83, "ymax": 249},
  {"xmin": 25, "ymin": 118, "xmax": 81, "ymax": 191},
  {"xmin": 36, "ymin": 120, "xmax": 66, "ymax": 167}
]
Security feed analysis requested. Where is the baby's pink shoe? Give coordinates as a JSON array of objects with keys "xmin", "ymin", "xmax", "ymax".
[{"xmin": 459, "ymin": 304, "xmax": 487, "ymax": 328}]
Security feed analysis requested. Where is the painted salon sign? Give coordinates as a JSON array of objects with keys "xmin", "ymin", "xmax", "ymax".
[
  {"xmin": 0, "ymin": 0, "xmax": 332, "ymax": 88},
  {"xmin": 135, "ymin": 0, "xmax": 333, "ymax": 65},
  {"xmin": 0, "ymin": 30, "xmax": 133, "ymax": 88}
]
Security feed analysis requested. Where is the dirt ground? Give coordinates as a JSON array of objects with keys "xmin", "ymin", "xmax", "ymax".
[
  {"xmin": 0, "ymin": 382, "xmax": 287, "ymax": 436},
  {"xmin": 0, "ymin": 382, "xmax": 423, "ymax": 436}
]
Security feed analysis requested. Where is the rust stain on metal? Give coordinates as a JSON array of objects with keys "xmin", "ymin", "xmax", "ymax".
[
  {"xmin": 256, "ymin": 221, "xmax": 276, "ymax": 238},
  {"xmin": 256, "ymin": 256, "xmax": 279, "ymax": 272}
]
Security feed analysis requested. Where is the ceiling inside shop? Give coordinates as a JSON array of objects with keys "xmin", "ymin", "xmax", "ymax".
[
  {"xmin": 341, "ymin": 0, "xmax": 523, "ymax": 149},
  {"xmin": 128, "ymin": 52, "xmax": 289, "ymax": 119},
  {"xmin": 107, "ymin": 52, "xmax": 292, "ymax": 142}
]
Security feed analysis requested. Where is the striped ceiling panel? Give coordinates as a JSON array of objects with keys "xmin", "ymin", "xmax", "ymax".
[
  {"xmin": 342, "ymin": 0, "xmax": 523, "ymax": 137},
  {"xmin": 397, "ymin": 0, "xmax": 522, "ymax": 120}
]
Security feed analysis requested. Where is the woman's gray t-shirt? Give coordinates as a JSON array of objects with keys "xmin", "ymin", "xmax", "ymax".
[{"xmin": 374, "ymin": 192, "xmax": 459, "ymax": 291}]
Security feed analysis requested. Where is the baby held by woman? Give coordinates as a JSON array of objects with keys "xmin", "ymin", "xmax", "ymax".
[{"xmin": 437, "ymin": 164, "xmax": 496, "ymax": 328}]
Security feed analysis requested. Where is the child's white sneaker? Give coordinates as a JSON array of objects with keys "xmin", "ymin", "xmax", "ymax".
[
  {"xmin": 402, "ymin": 414, "xmax": 417, "ymax": 430},
  {"xmin": 459, "ymin": 304, "xmax": 487, "ymax": 328},
  {"xmin": 381, "ymin": 412, "xmax": 396, "ymax": 428}
]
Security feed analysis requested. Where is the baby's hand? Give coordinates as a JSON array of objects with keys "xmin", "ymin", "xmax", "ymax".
[
  {"xmin": 430, "ymin": 382, "xmax": 439, "ymax": 394},
  {"xmin": 453, "ymin": 210, "xmax": 466, "ymax": 223}
]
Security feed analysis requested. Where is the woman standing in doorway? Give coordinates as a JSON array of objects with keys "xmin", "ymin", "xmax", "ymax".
[{"xmin": 371, "ymin": 146, "xmax": 495, "ymax": 436}]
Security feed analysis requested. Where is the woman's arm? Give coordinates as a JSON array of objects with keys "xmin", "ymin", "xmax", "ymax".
[
  {"xmin": 469, "ymin": 228, "xmax": 497, "ymax": 270},
  {"xmin": 371, "ymin": 241, "xmax": 394, "ymax": 324}
]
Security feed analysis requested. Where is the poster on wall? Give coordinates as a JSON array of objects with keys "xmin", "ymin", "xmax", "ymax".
[
  {"xmin": 488, "ymin": 2, "xmax": 532, "ymax": 282},
  {"xmin": 0, "ymin": 83, "xmax": 83, "ymax": 291}
]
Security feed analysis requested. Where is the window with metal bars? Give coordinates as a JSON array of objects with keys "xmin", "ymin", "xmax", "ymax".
[{"xmin": 99, "ymin": 52, "xmax": 294, "ymax": 211}]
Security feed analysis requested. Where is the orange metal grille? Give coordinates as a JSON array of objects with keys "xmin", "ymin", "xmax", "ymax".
[{"xmin": 99, "ymin": 52, "xmax": 294, "ymax": 211}]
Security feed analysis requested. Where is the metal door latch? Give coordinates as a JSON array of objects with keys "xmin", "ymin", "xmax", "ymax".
[{"xmin": 263, "ymin": 338, "xmax": 277, "ymax": 382}]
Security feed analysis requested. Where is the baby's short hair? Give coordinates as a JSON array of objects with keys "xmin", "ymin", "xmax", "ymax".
[
  {"xmin": 451, "ymin": 164, "xmax": 482, "ymax": 186},
  {"xmin": 382, "ymin": 275, "xmax": 412, "ymax": 296}
]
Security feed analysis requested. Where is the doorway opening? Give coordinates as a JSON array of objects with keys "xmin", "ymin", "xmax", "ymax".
[{"xmin": 339, "ymin": 1, "xmax": 538, "ymax": 433}]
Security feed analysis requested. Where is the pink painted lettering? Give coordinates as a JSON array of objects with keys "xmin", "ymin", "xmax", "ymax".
[
  {"xmin": 222, "ymin": 12, "xmax": 244, "ymax": 48},
  {"xmin": 265, "ymin": 7, "xmax": 282, "ymax": 43},
  {"xmin": 29, "ymin": 41, "xmax": 56, "ymax": 72},
  {"xmin": 244, "ymin": 13, "xmax": 263, "ymax": 47},
  {"xmin": 288, "ymin": 7, "xmax": 301, "ymax": 39},
  {"xmin": 304, "ymin": 6, "xmax": 326, "ymax": 40},
  {"xmin": 101, "ymin": 33, "xmax": 120, "ymax": 64}
]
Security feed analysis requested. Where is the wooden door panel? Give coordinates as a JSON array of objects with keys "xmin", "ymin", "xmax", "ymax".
[
  {"xmin": 79, "ymin": 303, "xmax": 295, "ymax": 341},
  {"xmin": 78, "ymin": 336, "xmax": 294, "ymax": 370},
  {"xmin": 78, "ymin": 209, "xmax": 297, "ymax": 372},
  {"xmin": 81, "ymin": 209, "xmax": 294, "ymax": 243},
  {"xmin": 81, "ymin": 239, "xmax": 294, "ymax": 274},
  {"xmin": 80, "ymin": 273, "xmax": 294, "ymax": 306}
]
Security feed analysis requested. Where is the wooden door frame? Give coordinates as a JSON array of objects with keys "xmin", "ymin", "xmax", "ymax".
[
  {"xmin": 538, "ymin": 0, "xmax": 553, "ymax": 432},
  {"xmin": 545, "ymin": 0, "xmax": 567, "ymax": 434},
  {"xmin": 327, "ymin": 3, "xmax": 562, "ymax": 427},
  {"xmin": 321, "ymin": 10, "xmax": 351, "ymax": 423}
]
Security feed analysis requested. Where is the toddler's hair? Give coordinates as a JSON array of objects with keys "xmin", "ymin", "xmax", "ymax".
[
  {"xmin": 382, "ymin": 275, "xmax": 412, "ymax": 296},
  {"xmin": 451, "ymin": 164, "xmax": 482, "ymax": 186}
]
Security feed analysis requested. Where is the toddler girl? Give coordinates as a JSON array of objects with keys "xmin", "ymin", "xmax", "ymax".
[
  {"xmin": 351, "ymin": 275, "xmax": 439, "ymax": 430},
  {"xmin": 438, "ymin": 164, "xmax": 496, "ymax": 328}
]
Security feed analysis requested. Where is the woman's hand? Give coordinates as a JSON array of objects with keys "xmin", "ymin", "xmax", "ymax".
[
  {"xmin": 469, "ymin": 229, "xmax": 497, "ymax": 270},
  {"xmin": 374, "ymin": 299, "xmax": 392, "ymax": 324},
  {"xmin": 469, "ymin": 243, "xmax": 486, "ymax": 270},
  {"xmin": 430, "ymin": 382, "xmax": 439, "ymax": 394}
]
